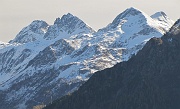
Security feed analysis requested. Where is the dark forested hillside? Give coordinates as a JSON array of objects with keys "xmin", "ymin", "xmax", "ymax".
[{"xmin": 44, "ymin": 19, "xmax": 180, "ymax": 109}]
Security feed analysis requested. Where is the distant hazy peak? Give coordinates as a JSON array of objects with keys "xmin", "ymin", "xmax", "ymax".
[
  {"xmin": 151, "ymin": 11, "xmax": 174, "ymax": 24},
  {"xmin": 150, "ymin": 11, "xmax": 174, "ymax": 32},
  {"xmin": 151, "ymin": 11, "xmax": 167, "ymax": 19}
]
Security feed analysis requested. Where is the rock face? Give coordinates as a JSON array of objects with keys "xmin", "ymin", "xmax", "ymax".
[
  {"xmin": 0, "ymin": 8, "xmax": 174, "ymax": 109},
  {"xmin": 44, "ymin": 19, "xmax": 180, "ymax": 109}
]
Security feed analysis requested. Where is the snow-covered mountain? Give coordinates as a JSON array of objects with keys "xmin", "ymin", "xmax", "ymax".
[{"xmin": 0, "ymin": 7, "xmax": 174, "ymax": 109}]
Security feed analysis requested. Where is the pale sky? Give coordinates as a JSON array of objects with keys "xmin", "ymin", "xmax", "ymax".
[{"xmin": 0, "ymin": 0, "xmax": 179, "ymax": 42}]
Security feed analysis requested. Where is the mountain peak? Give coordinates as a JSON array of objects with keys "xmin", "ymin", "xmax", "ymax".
[
  {"xmin": 54, "ymin": 17, "xmax": 61, "ymax": 25},
  {"xmin": 29, "ymin": 20, "xmax": 48, "ymax": 32},
  {"xmin": 151, "ymin": 11, "xmax": 168, "ymax": 19},
  {"xmin": 31, "ymin": 20, "xmax": 47, "ymax": 25},
  {"xmin": 65, "ymin": 13, "xmax": 74, "ymax": 17},
  {"xmin": 110, "ymin": 7, "xmax": 146, "ymax": 28},
  {"xmin": 125, "ymin": 7, "xmax": 142, "ymax": 14},
  {"xmin": 98, "ymin": 7, "xmax": 149, "ymax": 32},
  {"xmin": 54, "ymin": 13, "xmax": 75, "ymax": 25},
  {"xmin": 10, "ymin": 20, "xmax": 49, "ymax": 43},
  {"xmin": 151, "ymin": 11, "xmax": 174, "ymax": 24},
  {"xmin": 151, "ymin": 11, "xmax": 174, "ymax": 32},
  {"xmin": 44, "ymin": 13, "xmax": 94, "ymax": 40},
  {"xmin": 54, "ymin": 13, "xmax": 78, "ymax": 25},
  {"xmin": 173, "ymin": 19, "xmax": 180, "ymax": 26},
  {"xmin": 60, "ymin": 13, "xmax": 82, "ymax": 26},
  {"xmin": 168, "ymin": 19, "xmax": 180, "ymax": 35},
  {"xmin": 115, "ymin": 7, "xmax": 142, "ymax": 18}
]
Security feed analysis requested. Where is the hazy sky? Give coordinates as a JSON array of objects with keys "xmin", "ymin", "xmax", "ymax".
[{"xmin": 0, "ymin": 0, "xmax": 179, "ymax": 42}]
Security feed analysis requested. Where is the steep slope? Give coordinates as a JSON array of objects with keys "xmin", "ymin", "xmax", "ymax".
[
  {"xmin": 45, "ymin": 19, "xmax": 180, "ymax": 109},
  {"xmin": 0, "ymin": 8, "xmax": 174, "ymax": 109}
]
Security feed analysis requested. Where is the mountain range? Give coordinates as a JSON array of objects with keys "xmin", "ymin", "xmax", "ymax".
[
  {"xmin": 44, "ymin": 18, "xmax": 180, "ymax": 109},
  {"xmin": 0, "ymin": 7, "xmax": 175, "ymax": 109}
]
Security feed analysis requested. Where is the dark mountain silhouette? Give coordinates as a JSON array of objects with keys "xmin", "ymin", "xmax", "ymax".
[{"xmin": 44, "ymin": 19, "xmax": 180, "ymax": 109}]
